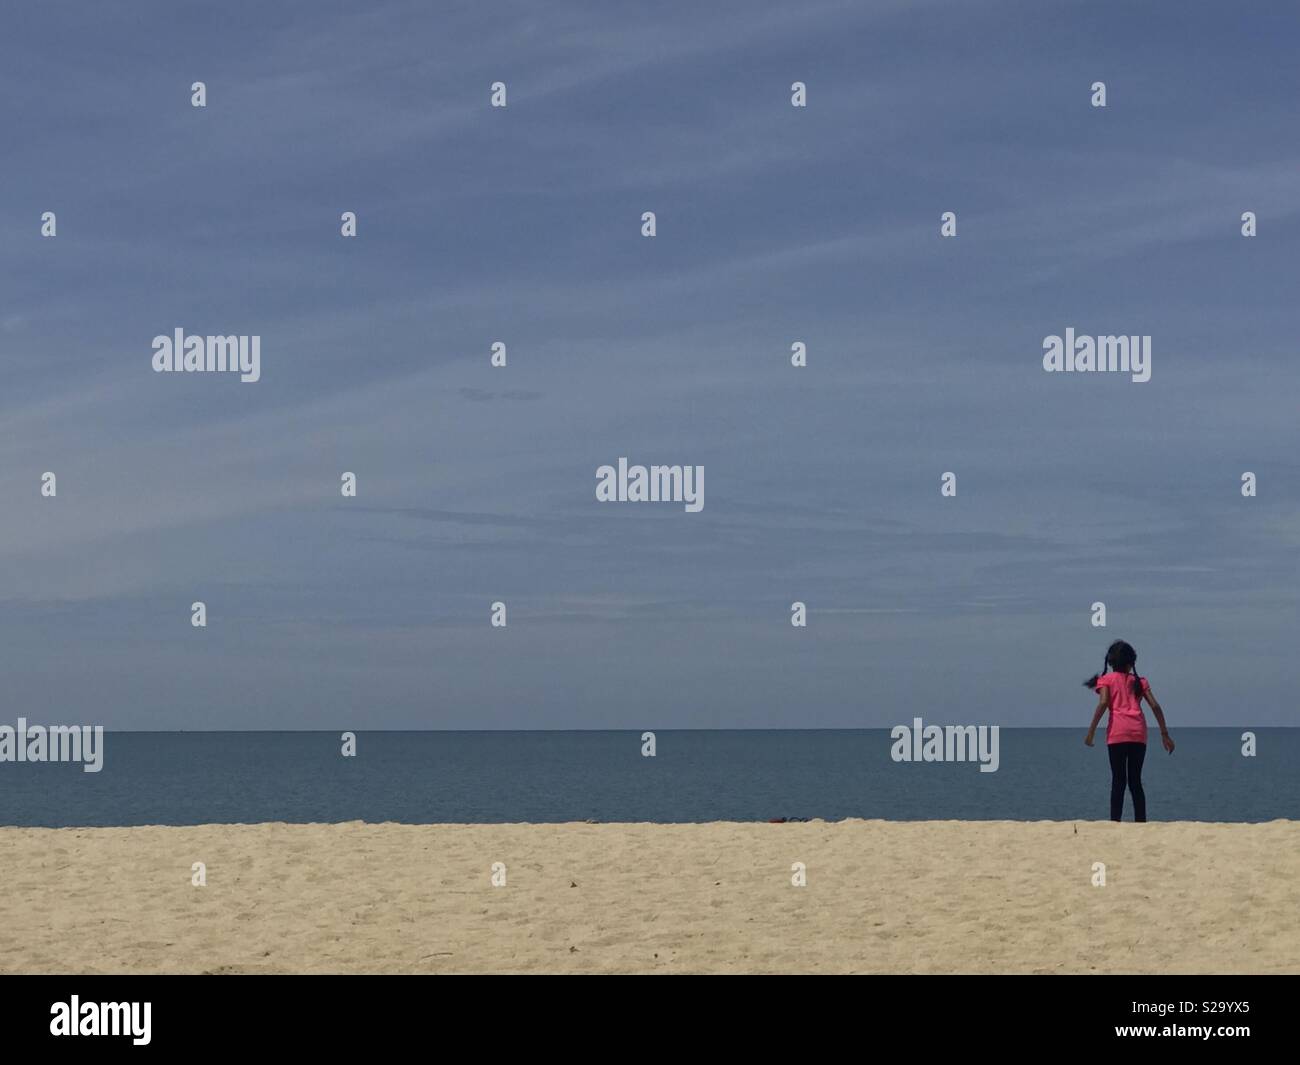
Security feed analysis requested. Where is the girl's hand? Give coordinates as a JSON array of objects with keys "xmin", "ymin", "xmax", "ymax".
[
  {"xmin": 1161, "ymin": 731, "xmax": 1175, "ymax": 754},
  {"xmin": 1084, "ymin": 731, "xmax": 1095, "ymax": 747}
]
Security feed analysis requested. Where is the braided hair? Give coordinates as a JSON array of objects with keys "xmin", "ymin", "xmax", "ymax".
[{"xmin": 1083, "ymin": 639, "xmax": 1143, "ymax": 699}]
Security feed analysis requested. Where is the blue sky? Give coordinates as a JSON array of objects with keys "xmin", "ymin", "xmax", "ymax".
[{"xmin": 2, "ymin": 0, "xmax": 1297, "ymax": 728}]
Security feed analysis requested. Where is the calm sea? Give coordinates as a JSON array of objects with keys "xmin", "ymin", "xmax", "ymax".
[{"xmin": 0, "ymin": 729, "xmax": 1294, "ymax": 827}]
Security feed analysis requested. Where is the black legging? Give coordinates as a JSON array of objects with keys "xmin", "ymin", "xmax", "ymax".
[{"xmin": 1108, "ymin": 742, "xmax": 1147, "ymax": 822}]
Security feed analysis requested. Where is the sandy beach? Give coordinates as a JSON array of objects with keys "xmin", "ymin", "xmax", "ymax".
[{"xmin": 1, "ymin": 820, "xmax": 1295, "ymax": 974}]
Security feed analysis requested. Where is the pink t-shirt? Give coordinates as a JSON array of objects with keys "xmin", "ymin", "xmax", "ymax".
[{"xmin": 1098, "ymin": 671, "xmax": 1150, "ymax": 745}]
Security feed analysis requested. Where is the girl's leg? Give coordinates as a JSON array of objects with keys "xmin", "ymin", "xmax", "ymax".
[
  {"xmin": 1107, "ymin": 743, "xmax": 1127, "ymax": 822},
  {"xmin": 1127, "ymin": 743, "xmax": 1147, "ymax": 822}
]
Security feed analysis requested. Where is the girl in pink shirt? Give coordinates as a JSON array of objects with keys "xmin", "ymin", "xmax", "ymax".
[{"xmin": 1083, "ymin": 640, "xmax": 1174, "ymax": 821}]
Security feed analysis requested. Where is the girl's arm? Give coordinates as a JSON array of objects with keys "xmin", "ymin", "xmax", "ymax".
[
  {"xmin": 1084, "ymin": 688, "xmax": 1109, "ymax": 746},
  {"xmin": 1144, "ymin": 685, "xmax": 1175, "ymax": 753}
]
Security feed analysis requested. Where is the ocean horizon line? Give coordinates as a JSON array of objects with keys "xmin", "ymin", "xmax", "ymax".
[{"xmin": 24, "ymin": 725, "xmax": 1296, "ymax": 734}]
